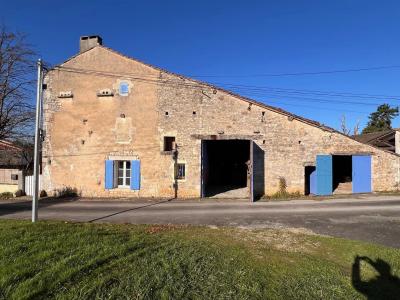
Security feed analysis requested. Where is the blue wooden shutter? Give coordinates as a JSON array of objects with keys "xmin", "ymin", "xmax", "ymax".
[
  {"xmin": 352, "ymin": 155, "xmax": 371, "ymax": 193},
  {"xmin": 130, "ymin": 160, "xmax": 141, "ymax": 190},
  {"xmin": 316, "ymin": 155, "xmax": 332, "ymax": 195},
  {"xmin": 105, "ymin": 160, "xmax": 114, "ymax": 189}
]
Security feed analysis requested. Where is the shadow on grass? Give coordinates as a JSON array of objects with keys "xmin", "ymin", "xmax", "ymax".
[
  {"xmin": 88, "ymin": 198, "xmax": 174, "ymax": 223},
  {"xmin": 352, "ymin": 255, "xmax": 400, "ymax": 300}
]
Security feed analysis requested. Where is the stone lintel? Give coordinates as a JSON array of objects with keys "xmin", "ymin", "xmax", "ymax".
[{"xmin": 191, "ymin": 134, "xmax": 263, "ymax": 140}]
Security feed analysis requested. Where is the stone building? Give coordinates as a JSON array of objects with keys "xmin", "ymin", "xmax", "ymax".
[
  {"xmin": 0, "ymin": 140, "xmax": 27, "ymax": 194},
  {"xmin": 42, "ymin": 36, "xmax": 400, "ymax": 200}
]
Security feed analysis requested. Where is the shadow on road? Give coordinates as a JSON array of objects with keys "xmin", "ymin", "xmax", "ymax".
[
  {"xmin": 88, "ymin": 198, "xmax": 174, "ymax": 223},
  {"xmin": 352, "ymin": 255, "xmax": 400, "ymax": 299},
  {"xmin": 0, "ymin": 197, "xmax": 79, "ymax": 217}
]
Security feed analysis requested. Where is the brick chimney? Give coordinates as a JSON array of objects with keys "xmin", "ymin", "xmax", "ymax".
[{"xmin": 79, "ymin": 35, "xmax": 102, "ymax": 53}]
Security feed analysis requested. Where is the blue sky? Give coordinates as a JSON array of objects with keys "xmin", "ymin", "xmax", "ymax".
[{"xmin": 2, "ymin": 0, "xmax": 400, "ymax": 132}]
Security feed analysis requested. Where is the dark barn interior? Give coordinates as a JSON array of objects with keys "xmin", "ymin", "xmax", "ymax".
[
  {"xmin": 202, "ymin": 140, "xmax": 250, "ymax": 197},
  {"xmin": 304, "ymin": 166, "xmax": 316, "ymax": 195},
  {"xmin": 332, "ymin": 155, "xmax": 352, "ymax": 194}
]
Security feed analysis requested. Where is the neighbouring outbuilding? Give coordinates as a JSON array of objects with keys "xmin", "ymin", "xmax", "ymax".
[
  {"xmin": 353, "ymin": 129, "xmax": 400, "ymax": 154},
  {"xmin": 41, "ymin": 36, "xmax": 400, "ymax": 200},
  {"xmin": 0, "ymin": 140, "xmax": 28, "ymax": 195}
]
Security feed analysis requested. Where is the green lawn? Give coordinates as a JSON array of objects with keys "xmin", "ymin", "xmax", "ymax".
[{"xmin": 0, "ymin": 220, "xmax": 399, "ymax": 299}]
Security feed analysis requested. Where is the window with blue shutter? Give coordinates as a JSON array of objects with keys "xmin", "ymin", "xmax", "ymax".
[
  {"xmin": 105, "ymin": 160, "xmax": 114, "ymax": 189},
  {"xmin": 106, "ymin": 159, "xmax": 140, "ymax": 190},
  {"xmin": 130, "ymin": 160, "xmax": 141, "ymax": 190}
]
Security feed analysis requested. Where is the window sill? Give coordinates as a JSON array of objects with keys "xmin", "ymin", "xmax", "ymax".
[
  {"xmin": 161, "ymin": 151, "xmax": 174, "ymax": 155},
  {"xmin": 107, "ymin": 188, "xmax": 138, "ymax": 193},
  {"xmin": 117, "ymin": 186, "xmax": 130, "ymax": 189}
]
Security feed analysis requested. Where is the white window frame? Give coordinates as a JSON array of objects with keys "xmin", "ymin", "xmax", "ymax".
[
  {"xmin": 116, "ymin": 160, "xmax": 131, "ymax": 188},
  {"xmin": 175, "ymin": 163, "xmax": 186, "ymax": 181}
]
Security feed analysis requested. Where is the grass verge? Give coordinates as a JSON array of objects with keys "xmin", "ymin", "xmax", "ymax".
[{"xmin": 0, "ymin": 220, "xmax": 399, "ymax": 299}]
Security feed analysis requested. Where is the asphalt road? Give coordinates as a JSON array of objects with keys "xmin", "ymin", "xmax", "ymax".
[{"xmin": 1, "ymin": 195, "xmax": 400, "ymax": 248}]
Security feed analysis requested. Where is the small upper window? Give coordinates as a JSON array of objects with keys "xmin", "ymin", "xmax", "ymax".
[
  {"xmin": 163, "ymin": 136, "xmax": 176, "ymax": 151},
  {"xmin": 119, "ymin": 82, "xmax": 129, "ymax": 96},
  {"xmin": 175, "ymin": 163, "xmax": 186, "ymax": 180}
]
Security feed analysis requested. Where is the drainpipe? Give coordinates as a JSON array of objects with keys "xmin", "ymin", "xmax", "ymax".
[{"xmin": 173, "ymin": 142, "xmax": 178, "ymax": 199}]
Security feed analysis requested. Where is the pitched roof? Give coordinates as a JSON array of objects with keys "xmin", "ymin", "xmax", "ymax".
[
  {"xmin": 53, "ymin": 45, "xmax": 400, "ymax": 157},
  {"xmin": 0, "ymin": 140, "xmax": 23, "ymax": 151},
  {"xmin": 353, "ymin": 130, "xmax": 395, "ymax": 144},
  {"xmin": 0, "ymin": 140, "xmax": 25, "ymax": 167}
]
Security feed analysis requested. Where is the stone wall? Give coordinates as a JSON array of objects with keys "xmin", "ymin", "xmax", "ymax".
[
  {"xmin": 42, "ymin": 47, "xmax": 163, "ymax": 197},
  {"xmin": 42, "ymin": 46, "xmax": 400, "ymax": 198},
  {"xmin": 156, "ymin": 73, "xmax": 400, "ymax": 196}
]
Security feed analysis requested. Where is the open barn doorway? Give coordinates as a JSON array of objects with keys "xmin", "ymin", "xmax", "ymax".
[
  {"xmin": 304, "ymin": 166, "xmax": 316, "ymax": 195},
  {"xmin": 332, "ymin": 155, "xmax": 352, "ymax": 194},
  {"xmin": 201, "ymin": 140, "xmax": 250, "ymax": 198}
]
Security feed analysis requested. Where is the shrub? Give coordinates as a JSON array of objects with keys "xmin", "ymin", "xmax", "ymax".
[
  {"xmin": 266, "ymin": 190, "xmax": 302, "ymax": 200},
  {"xmin": 0, "ymin": 192, "xmax": 14, "ymax": 199},
  {"xmin": 15, "ymin": 189, "xmax": 26, "ymax": 197},
  {"xmin": 278, "ymin": 176, "xmax": 287, "ymax": 194},
  {"xmin": 264, "ymin": 177, "xmax": 302, "ymax": 200},
  {"xmin": 55, "ymin": 187, "xmax": 80, "ymax": 198}
]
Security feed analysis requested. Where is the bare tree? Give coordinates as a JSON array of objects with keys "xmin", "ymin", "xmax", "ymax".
[
  {"xmin": 13, "ymin": 139, "xmax": 34, "ymax": 171},
  {"xmin": 341, "ymin": 115, "xmax": 361, "ymax": 136},
  {"xmin": 0, "ymin": 26, "xmax": 35, "ymax": 140},
  {"xmin": 353, "ymin": 119, "xmax": 360, "ymax": 136},
  {"xmin": 340, "ymin": 115, "xmax": 351, "ymax": 135}
]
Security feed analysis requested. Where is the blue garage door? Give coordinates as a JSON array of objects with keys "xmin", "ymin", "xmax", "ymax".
[
  {"xmin": 316, "ymin": 155, "xmax": 332, "ymax": 196},
  {"xmin": 352, "ymin": 155, "xmax": 371, "ymax": 193}
]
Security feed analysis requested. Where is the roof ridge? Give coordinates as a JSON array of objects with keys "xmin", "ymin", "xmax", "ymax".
[
  {"xmin": 0, "ymin": 140, "xmax": 23, "ymax": 151},
  {"xmin": 354, "ymin": 129, "xmax": 395, "ymax": 143}
]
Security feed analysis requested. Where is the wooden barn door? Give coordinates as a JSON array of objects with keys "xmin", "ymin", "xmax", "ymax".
[
  {"xmin": 352, "ymin": 155, "xmax": 372, "ymax": 193},
  {"xmin": 316, "ymin": 155, "xmax": 333, "ymax": 196},
  {"xmin": 250, "ymin": 141, "xmax": 265, "ymax": 202},
  {"xmin": 250, "ymin": 141, "xmax": 254, "ymax": 202}
]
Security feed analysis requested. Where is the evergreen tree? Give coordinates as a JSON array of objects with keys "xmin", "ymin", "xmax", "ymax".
[{"xmin": 362, "ymin": 104, "xmax": 399, "ymax": 134}]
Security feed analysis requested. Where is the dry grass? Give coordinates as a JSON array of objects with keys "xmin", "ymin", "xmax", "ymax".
[{"xmin": 228, "ymin": 227, "xmax": 320, "ymax": 253}]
